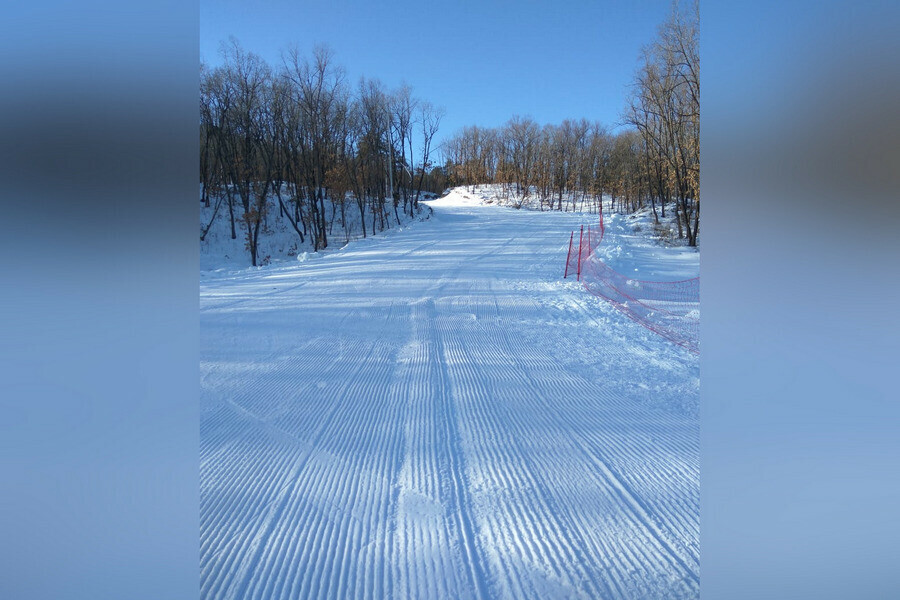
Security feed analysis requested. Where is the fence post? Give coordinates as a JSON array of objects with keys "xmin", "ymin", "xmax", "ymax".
[
  {"xmin": 577, "ymin": 225, "xmax": 584, "ymax": 281},
  {"xmin": 564, "ymin": 231, "xmax": 574, "ymax": 278}
]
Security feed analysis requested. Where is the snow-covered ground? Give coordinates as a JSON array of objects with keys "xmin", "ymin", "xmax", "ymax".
[
  {"xmin": 200, "ymin": 187, "xmax": 700, "ymax": 598},
  {"xmin": 200, "ymin": 191, "xmax": 434, "ymax": 272}
]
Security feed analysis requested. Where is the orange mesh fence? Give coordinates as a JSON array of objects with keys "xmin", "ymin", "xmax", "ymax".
[{"xmin": 564, "ymin": 213, "xmax": 699, "ymax": 355}]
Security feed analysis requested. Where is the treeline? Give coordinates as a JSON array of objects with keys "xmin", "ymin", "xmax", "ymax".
[
  {"xmin": 443, "ymin": 118, "xmax": 628, "ymax": 212},
  {"xmin": 200, "ymin": 39, "xmax": 446, "ymax": 265},
  {"xmin": 443, "ymin": 3, "xmax": 699, "ymax": 245}
]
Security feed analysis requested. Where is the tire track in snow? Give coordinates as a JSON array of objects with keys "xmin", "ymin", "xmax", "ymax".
[
  {"xmin": 201, "ymin": 303, "xmax": 404, "ymax": 599},
  {"xmin": 424, "ymin": 297, "xmax": 492, "ymax": 600},
  {"xmin": 478, "ymin": 286, "xmax": 699, "ymax": 593},
  {"xmin": 446, "ymin": 229, "xmax": 698, "ymax": 596},
  {"xmin": 390, "ymin": 299, "xmax": 471, "ymax": 600},
  {"xmin": 420, "ymin": 225, "xmax": 623, "ymax": 598},
  {"xmin": 201, "ymin": 194, "xmax": 699, "ymax": 599},
  {"xmin": 511, "ymin": 285, "xmax": 701, "ymax": 567},
  {"xmin": 259, "ymin": 309, "xmax": 403, "ymax": 600},
  {"xmin": 437, "ymin": 314, "xmax": 620, "ymax": 599}
]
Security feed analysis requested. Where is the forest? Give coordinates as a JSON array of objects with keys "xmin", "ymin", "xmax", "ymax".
[
  {"xmin": 200, "ymin": 41, "xmax": 446, "ymax": 266},
  {"xmin": 442, "ymin": 4, "xmax": 698, "ymax": 245}
]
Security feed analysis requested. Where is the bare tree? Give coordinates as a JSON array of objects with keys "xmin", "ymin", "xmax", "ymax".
[
  {"xmin": 283, "ymin": 44, "xmax": 348, "ymax": 250},
  {"xmin": 200, "ymin": 38, "xmax": 444, "ymax": 262},
  {"xmin": 625, "ymin": 1, "xmax": 699, "ymax": 244},
  {"xmin": 413, "ymin": 101, "xmax": 444, "ymax": 209},
  {"xmin": 215, "ymin": 38, "xmax": 272, "ymax": 265}
]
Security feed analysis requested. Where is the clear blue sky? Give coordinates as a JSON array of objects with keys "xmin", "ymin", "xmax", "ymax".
[{"xmin": 200, "ymin": 0, "xmax": 674, "ymax": 155}]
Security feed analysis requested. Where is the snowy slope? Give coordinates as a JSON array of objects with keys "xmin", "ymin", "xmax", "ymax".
[
  {"xmin": 200, "ymin": 188, "xmax": 700, "ymax": 599},
  {"xmin": 200, "ymin": 192, "xmax": 434, "ymax": 272}
]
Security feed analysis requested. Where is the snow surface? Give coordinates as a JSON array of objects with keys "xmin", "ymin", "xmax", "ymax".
[
  {"xmin": 200, "ymin": 187, "xmax": 700, "ymax": 599},
  {"xmin": 200, "ymin": 189, "xmax": 434, "ymax": 272}
]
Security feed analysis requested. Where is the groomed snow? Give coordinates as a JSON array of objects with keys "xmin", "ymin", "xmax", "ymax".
[{"xmin": 200, "ymin": 187, "xmax": 699, "ymax": 599}]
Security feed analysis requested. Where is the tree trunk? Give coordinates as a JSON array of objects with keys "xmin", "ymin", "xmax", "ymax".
[{"xmin": 276, "ymin": 190, "xmax": 304, "ymax": 243}]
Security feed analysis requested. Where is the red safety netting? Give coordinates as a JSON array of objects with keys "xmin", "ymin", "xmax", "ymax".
[{"xmin": 564, "ymin": 212, "xmax": 699, "ymax": 355}]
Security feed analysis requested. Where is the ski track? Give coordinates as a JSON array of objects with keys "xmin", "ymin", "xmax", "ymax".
[{"xmin": 201, "ymin": 192, "xmax": 700, "ymax": 599}]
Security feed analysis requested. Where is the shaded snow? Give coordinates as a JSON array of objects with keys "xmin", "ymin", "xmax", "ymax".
[{"xmin": 200, "ymin": 191, "xmax": 433, "ymax": 273}]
